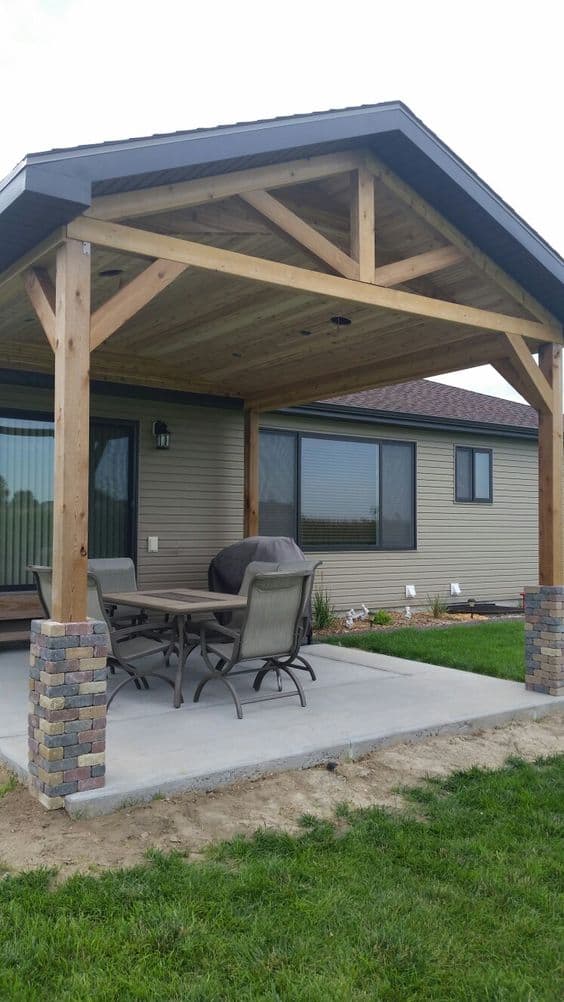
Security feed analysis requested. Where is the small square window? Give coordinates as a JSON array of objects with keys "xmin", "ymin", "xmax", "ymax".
[{"xmin": 455, "ymin": 447, "xmax": 492, "ymax": 503}]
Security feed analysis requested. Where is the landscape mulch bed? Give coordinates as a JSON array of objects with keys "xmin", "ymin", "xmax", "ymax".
[{"xmin": 314, "ymin": 609, "xmax": 522, "ymax": 640}]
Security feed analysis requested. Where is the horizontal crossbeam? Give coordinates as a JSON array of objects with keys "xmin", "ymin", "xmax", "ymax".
[
  {"xmin": 248, "ymin": 334, "xmax": 508, "ymax": 411},
  {"xmin": 67, "ymin": 216, "xmax": 561, "ymax": 344},
  {"xmin": 86, "ymin": 151, "xmax": 361, "ymax": 221}
]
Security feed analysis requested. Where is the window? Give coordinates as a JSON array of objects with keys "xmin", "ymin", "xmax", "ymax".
[
  {"xmin": 259, "ymin": 430, "xmax": 297, "ymax": 538},
  {"xmin": 0, "ymin": 412, "xmax": 137, "ymax": 589},
  {"xmin": 259, "ymin": 429, "xmax": 416, "ymax": 550},
  {"xmin": 455, "ymin": 446, "xmax": 492, "ymax": 503}
]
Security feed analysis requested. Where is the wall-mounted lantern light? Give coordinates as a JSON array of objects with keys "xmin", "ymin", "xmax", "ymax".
[{"xmin": 152, "ymin": 421, "xmax": 171, "ymax": 450}]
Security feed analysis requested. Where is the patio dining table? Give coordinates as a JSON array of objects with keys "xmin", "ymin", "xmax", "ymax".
[{"xmin": 103, "ymin": 588, "xmax": 247, "ymax": 708}]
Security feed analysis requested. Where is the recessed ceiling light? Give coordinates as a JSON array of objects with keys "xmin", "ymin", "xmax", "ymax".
[
  {"xmin": 98, "ymin": 268, "xmax": 124, "ymax": 277},
  {"xmin": 330, "ymin": 315, "xmax": 352, "ymax": 327}
]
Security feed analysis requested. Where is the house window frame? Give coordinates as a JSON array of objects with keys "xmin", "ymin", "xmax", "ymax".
[
  {"xmin": 260, "ymin": 427, "xmax": 417, "ymax": 552},
  {"xmin": 454, "ymin": 445, "xmax": 493, "ymax": 504},
  {"xmin": 0, "ymin": 407, "xmax": 139, "ymax": 591}
]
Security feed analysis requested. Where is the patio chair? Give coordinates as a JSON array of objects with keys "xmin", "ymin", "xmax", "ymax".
[
  {"xmin": 207, "ymin": 557, "xmax": 322, "ymax": 687},
  {"xmin": 29, "ymin": 566, "xmax": 177, "ymax": 707},
  {"xmin": 88, "ymin": 557, "xmax": 147, "ymax": 627},
  {"xmin": 85, "ymin": 573, "xmax": 179, "ymax": 707},
  {"xmin": 194, "ymin": 566, "xmax": 314, "ymax": 719}
]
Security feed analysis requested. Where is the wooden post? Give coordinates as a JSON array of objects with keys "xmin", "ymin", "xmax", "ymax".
[
  {"xmin": 52, "ymin": 239, "xmax": 92, "ymax": 621},
  {"xmin": 350, "ymin": 167, "xmax": 375, "ymax": 282},
  {"xmin": 538, "ymin": 343, "xmax": 563, "ymax": 585},
  {"xmin": 244, "ymin": 409, "xmax": 259, "ymax": 536}
]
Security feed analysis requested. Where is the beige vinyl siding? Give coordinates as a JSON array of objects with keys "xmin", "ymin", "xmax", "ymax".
[
  {"xmin": 0, "ymin": 384, "xmax": 244, "ymax": 590},
  {"xmin": 261, "ymin": 412, "xmax": 539, "ymax": 609},
  {"xmin": 0, "ymin": 382, "xmax": 542, "ymax": 610}
]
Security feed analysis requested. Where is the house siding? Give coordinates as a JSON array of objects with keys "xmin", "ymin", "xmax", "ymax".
[
  {"xmin": 260, "ymin": 412, "xmax": 539, "ymax": 609},
  {"xmin": 0, "ymin": 382, "xmax": 541, "ymax": 611},
  {"xmin": 0, "ymin": 384, "xmax": 244, "ymax": 591}
]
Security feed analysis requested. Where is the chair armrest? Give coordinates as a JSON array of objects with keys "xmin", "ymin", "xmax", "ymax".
[{"xmin": 199, "ymin": 621, "xmax": 239, "ymax": 649}]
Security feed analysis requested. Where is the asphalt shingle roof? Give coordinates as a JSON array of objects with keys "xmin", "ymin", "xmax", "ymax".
[{"xmin": 324, "ymin": 379, "xmax": 538, "ymax": 430}]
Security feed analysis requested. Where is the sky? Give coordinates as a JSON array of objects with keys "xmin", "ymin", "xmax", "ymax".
[{"xmin": 1, "ymin": 0, "xmax": 562, "ymax": 405}]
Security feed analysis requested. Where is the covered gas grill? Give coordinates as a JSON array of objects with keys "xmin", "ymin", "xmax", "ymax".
[{"xmin": 208, "ymin": 536, "xmax": 318, "ymax": 643}]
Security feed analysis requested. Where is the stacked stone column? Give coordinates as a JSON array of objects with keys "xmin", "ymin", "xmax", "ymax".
[
  {"xmin": 28, "ymin": 619, "xmax": 109, "ymax": 810},
  {"xmin": 524, "ymin": 586, "xmax": 564, "ymax": 696}
]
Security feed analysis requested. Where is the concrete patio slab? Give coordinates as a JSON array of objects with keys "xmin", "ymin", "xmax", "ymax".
[{"xmin": 0, "ymin": 643, "xmax": 562, "ymax": 817}]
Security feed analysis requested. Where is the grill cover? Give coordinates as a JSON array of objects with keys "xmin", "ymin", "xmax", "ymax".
[{"xmin": 208, "ymin": 536, "xmax": 313, "ymax": 638}]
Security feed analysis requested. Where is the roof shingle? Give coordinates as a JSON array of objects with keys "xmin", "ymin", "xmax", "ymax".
[{"xmin": 323, "ymin": 379, "xmax": 538, "ymax": 430}]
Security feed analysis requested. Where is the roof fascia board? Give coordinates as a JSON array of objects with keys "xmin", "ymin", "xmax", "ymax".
[
  {"xmin": 17, "ymin": 103, "xmax": 562, "ymax": 286},
  {"xmin": 281, "ymin": 402, "xmax": 538, "ymax": 440},
  {"xmin": 391, "ymin": 116, "xmax": 563, "ymax": 277},
  {"xmin": 22, "ymin": 105, "xmax": 404, "ymax": 181},
  {"xmin": 0, "ymin": 162, "xmax": 90, "ymax": 219}
]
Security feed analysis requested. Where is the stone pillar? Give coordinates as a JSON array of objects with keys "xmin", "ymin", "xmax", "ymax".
[
  {"xmin": 28, "ymin": 619, "xmax": 109, "ymax": 810},
  {"xmin": 524, "ymin": 586, "xmax": 564, "ymax": 696}
]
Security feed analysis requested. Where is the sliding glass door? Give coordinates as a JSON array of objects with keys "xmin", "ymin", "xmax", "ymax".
[{"xmin": 0, "ymin": 413, "xmax": 137, "ymax": 589}]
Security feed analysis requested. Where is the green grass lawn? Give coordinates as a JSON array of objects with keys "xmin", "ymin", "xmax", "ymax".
[
  {"xmin": 326, "ymin": 619, "xmax": 525, "ymax": 682},
  {"xmin": 0, "ymin": 756, "xmax": 562, "ymax": 1001}
]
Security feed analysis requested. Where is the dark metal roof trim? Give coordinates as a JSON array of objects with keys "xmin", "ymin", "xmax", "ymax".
[
  {"xmin": 283, "ymin": 401, "xmax": 539, "ymax": 440},
  {"xmin": 0, "ymin": 101, "xmax": 562, "ymax": 319}
]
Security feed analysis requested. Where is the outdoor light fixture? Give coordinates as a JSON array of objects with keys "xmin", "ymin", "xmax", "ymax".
[{"xmin": 152, "ymin": 421, "xmax": 171, "ymax": 450}]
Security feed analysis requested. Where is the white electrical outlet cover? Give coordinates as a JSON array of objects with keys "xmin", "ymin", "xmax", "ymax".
[{"xmin": 405, "ymin": 584, "xmax": 416, "ymax": 599}]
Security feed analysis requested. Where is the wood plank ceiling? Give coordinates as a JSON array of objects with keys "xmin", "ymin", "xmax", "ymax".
[{"xmin": 0, "ymin": 164, "xmax": 548, "ymax": 404}]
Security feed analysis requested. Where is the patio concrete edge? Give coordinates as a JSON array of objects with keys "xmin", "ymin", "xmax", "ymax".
[{"xmin": 62, "ymin": 697, "xmax": 564, "ymax": 818}]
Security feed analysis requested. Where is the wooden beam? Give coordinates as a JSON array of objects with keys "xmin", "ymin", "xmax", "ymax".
[
  {"xmin": 23, "ymin": 268, "xmax": 56, "ymax": 350},
  {"xmin": 493, "ymin": 358, "xmax": 533, "ymax": 405},
  {"xmin": 350, "ymin": 167, "xmax": 375, "ymax": 282},
  {"xmin": 0, "ymin": 227, "xmax": 65, "ymax": 300},
  {"xmin": 243, "ymin": 409, "xmax": 259, "ymax": 536},
  {"xmin": 364, "ymin": 151, "xmax": 558, "ymax": 327},
  {"xmin": 0, "ymin": 340, "xmax": 228, "ymax": 396},
  {"xmin": 52, "ymin": 239, "xmax": 92, "ymax": 622},
  {"xmin": 86, "ymin": 151, "xmax": 362, "ymax": 222},
  {"xmin": 538, "ymin": 344, "xmax": 563, "ymax": 585},
  {"xmin": 498, "ymin": 333, "xmax": 552, "ymax": 412},
  {"xmin": 90, "ymin": 259, "xmax": 188, "ymax": 350},
  {"xmin": 68, "ymin": 217, "xmax": 561, "ymax": 343},
  {"xmin": 373, "ymin": 246, "xmax": 464, "ymax": 287},
  {"xmin": 249, "ymin": 334, "xmax": 507, "ymax": 411},
  {"xmin": 240, "ymin": 189, "xmax": 359, "ymax": 279}
]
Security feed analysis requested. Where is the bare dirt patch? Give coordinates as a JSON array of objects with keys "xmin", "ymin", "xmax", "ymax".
[{"xmin": 0, "ymin": 713, "xmax": 562, "ymax": 876}]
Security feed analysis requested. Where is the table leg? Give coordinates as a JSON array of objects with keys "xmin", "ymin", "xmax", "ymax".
[{"xmin": 173, "ymin": 614, "xmax": 185, "ymax": 709}]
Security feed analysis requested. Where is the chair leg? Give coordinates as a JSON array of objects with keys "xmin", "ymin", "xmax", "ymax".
[
  {"xmin": 194, "ymin": 673, "xmax": 243, "ymax": 719},
  {"xmin": 108, "ymin": 669, "xmax": 179, "ymax": 708},
  {"xmin": 252, "ymin": 660, "xmax": 277, "ymax": 692},
  {"xmin": 293, "ymin": 654, "xmax": 317, "ymax": 681},
  {"xmin": 107, "ymin": 673, "xmax": 142, "ymax": 708},
  {"xmin": 274, "ymin": 663, "xmax": 307, "ymax": 707}
]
